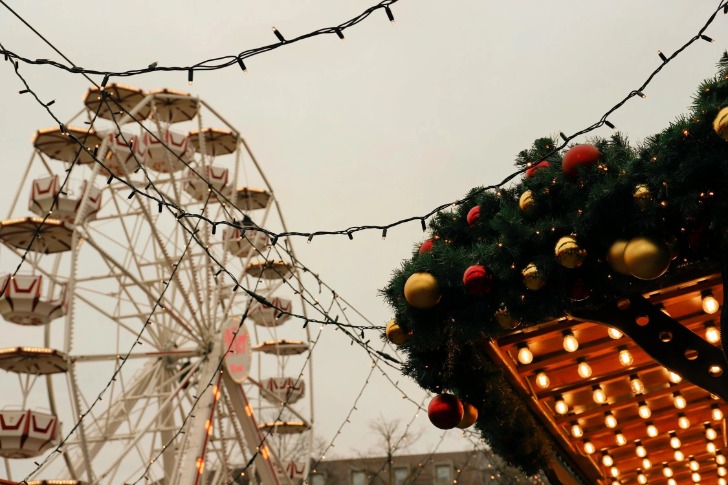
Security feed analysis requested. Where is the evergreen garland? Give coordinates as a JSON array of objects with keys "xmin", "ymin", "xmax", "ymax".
[{"xmin": 382, "ymin": 53, "xmax": 728, "ymax": 475}]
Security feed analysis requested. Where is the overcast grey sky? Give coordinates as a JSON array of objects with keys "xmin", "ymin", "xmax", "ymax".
[{"xmin": 0, "ymin": 0, "xmax": 725, "ymax": 468}]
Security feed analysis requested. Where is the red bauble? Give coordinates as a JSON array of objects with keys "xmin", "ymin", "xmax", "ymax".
[
  {"xmin": 562, "ymin": 144, "xmax": 601, "ymax": 179},
  {"xmin": 466, "ymin": 206, "xmax": 480, "ymax": 227},
  {"xmin": 428, "ymin": 394, "xmax": 464, "ymax": 430},
  {"xmin": 463, "ymin": 265, "xmax": 493, "ymax": 295},
  {"xmin": 419, "ymin": 239, "xmax": 434, "ymax": 255},
  {"xmin": 525, "ymin": 161, "xmax": 550, "ymax": 178}
]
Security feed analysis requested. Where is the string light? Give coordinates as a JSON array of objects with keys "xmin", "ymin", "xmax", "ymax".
[
  {"xmin": 562, "ymin": 330, "xmax": 579, "ymax": 352},
  {"xmin": 637, "ymin": 471, "xmax": 647, "ymax": 484},
  {"xmin": 630, "ymin": 374, "xmax": 645, "ymax": 394},
  {"xmin": 673, "ymin": 391, "xmax": 687, "ymax": 409},
  {"xmin": 615, "ymin": 430, "xmax": 627, "ymax": 446},
  {"xmin": 642, "ymin": 457, "xmax": 652, "ymax": 470},
  {"xmin": 678, "ymin": 413, "xmax": 691, "ymax": 430},
  {"xmin": 691, "ymin": 472, "xmax": 700, "ymax": 483},
  {"xmin": 717, "ymin": 451, "xmax": 727, "ymax": 465},
  {"xmin": 635, "ymin": 441, "xmax": 647, "ymax": 458},
  {"xmin": 669, "ymin": 371, "xmax": 682, "ymax": 384},
  {"xmin": 577, "ymin": 358, "xmax": 592, "ymax": 378},
  {"xmin": 516, "ymin": 343, "xmax": 533, "ymax": 364},
  {"xmin": 570, "ymin": 421, "xmax": 584, "ymax": 438},
  {"xmin": 669, "ymin": 432, "xmax": 681, "ymax": 449},
  {"xmin": 712, "ymin": 404, "xmax": 724, "ymax": 421},
  {"xmin": 583, "ymin": 439, "xmax": 595, "ymax": 455},
  {"xmin": 674, "ymin": 449, "xmax": 685, "ymax": 461},
  {"xmin": 646, "ymin": 422, "xmax": 658, "ymax": 438},
  {"xmin": 705, "ymin": 321, "xmax": 721, "ymax": 343},
  {"xmin": 601, "ymin": 451, "xmax": 614, "ymax": 467},
  {"xmin": 702, "ymin": 290, "xmax": 720, "ymax": 314},
  {"xmin": 535, "ymin": 371, "xmax": 550, "ymax": 389},
  {"xmin": 707, "ymin": 440, "xmax": 717, "ymax": 454},
  {"xmin": 554, "ymin": 395, "xmax": 569, "ymax": 415},
  {"xmin": 663, "ymin": 463, "xmax": 673, "ymax": 478},
  {"xmin": 705, "ymin": 423, "xmax": 718, "ymax": 441},
  {"xmin": 618, "ymin": 347, "xmax": 633, "ymax": 366},
  {"xmin": 689, "ymin": 456, "xmax": 700, "ymax": 471},
  {"xmin": 637, "ymin": 401, "xmax": 651, "ymax": 419},
  {"xmin": 605, "ymin": 411, "xmax": 618, "ymax": 429},
  {"xmin": 592, "ymin": 385, "xmax": 607, "ymax": 404},
  {"xmin": 608, "ymin": 327, "xmax": 623, "ymax": 339}
]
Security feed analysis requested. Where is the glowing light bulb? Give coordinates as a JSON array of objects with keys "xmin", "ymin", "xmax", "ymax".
[
  {"xmin": 673, "ymin": 391, "xmax": 687, "ymax": 409},
  {"xmin": 718, "ymin": 452, "xmax": 727, "ymax": 465},
  {"xmin": 610, "ymin": 466, "xmax": 619, "ymax": 478},
  {"xmin": 602, "ymin": 451, "xmax": 613, "ymax": 467},
  {"xmin": 570, "ymin": 421, "xmax": 583, "ymax": 438},
  {"xmin": 563, "ymin": 330, "xmax": 579, "ymax": 352},
  {"xmin": 592, "ymin": 385, "xmax": 607, "ymax": 404},
  {"xmin": 667, "ymin": 480, "xmax": 676, "ymax": 485},
  {"xmin": 702, "ymin": 290, "xmax": 719, "ymax": 314},
  {"xmin": 721, "ymin": 478, "xmax": 727, "ymax": 485},
  {"xmin": 630, "ymin": 375, "xmax": 645, "ymax": 394},
  {"xmin": 678, "ymin": 413, "xmax": 690, "ymax": 430},
  {"xmin": 517, "ymin": 343, "xmax": 533, "ymax": 364},
  {"xmin": 605, "ymin": 412, "xmax": 618, "ymax": 429},
  {"xmin": 720, "ymin": 466, "xmax": 727, "ymax": 477},
  {"xmin": 668, "ymin": 371, "xmax": 682, "ymax": 383},
  {"xmin": 583, "ymin": 440, "xmax": 595, "ymax": 455},
  {"xmin": 705, "ymin": 424, "xmax": 717, "ymax": 441},
  {"xmin": 608, "ymin": 327, "xmax": 623, "ymax": 339},
  {"xmin": 646, "ymin": 422, "xmax": 658, "ymax": 437},
  {"xmin": 554, "ymin": 396, "xmax": 569, "ymax": 415},
  {"xmin": 712, "ymin": 404, "xmax": 724, "ymax": 421},
  {"xmin": 663, "ymin": 463, "xmax": 673, "ymax": 478},
  {"xmin": 635, "ymin": 441, "xmax": 647, "ymax": 458},
  {"xmin": 642, "ymin": 457, "xmax": 651, "ymax": 469},
  {"xmin": 638, "ymin": 401, "xmax": 651, "ymax": 419},
  {"xmin": 535, "ymin": 371, "xmax": 550, "ymax": 389},
  {"xmin": 706, "ymin": 322, "xmax": 721, "ymax": 343},
  {"xmin": 669, "ymin": 432, "xmax": 681, "ymax": 449},
  {"xmin": 689, "ymin": 457, "xmax": 699, "ymax": 471},
  {"xmin": 637, "ymin": 472, "xmax": 647, "ymax": 484},
  {"xmin": 577, "ymin": 358, "xmax": 592, "ymax": 378},
  {"xmin": 618, "ymin": 347, "xmax": 633, "ymax": 367},
  {"xmin": 674, "ymin": 449, "xmax": 684, "ymax": 461},
  {"xmin": 691, "ymin": 473, "xmax": 700, "ymax": 484},
  {"xmin": 707, "ymin": 441, "xmax": 717, "ymax": 454},
  {"xmin": 615, "ymin": 431, "xmax": 627, "ymax": 446}
]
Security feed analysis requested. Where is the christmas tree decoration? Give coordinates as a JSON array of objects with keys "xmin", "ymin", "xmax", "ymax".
[
  {"xmin": 463, "ymin": 265, "xmax": 493, "ymax": 295},
  {"xmin": 569, "ymin": 279, "xmax": 591, "ymax": 301},
  {"xmin": 495, "ymin": 306, "xmax": 519, "ymax": 329},
  {"xmin": 714, "ymin": 106, "xmax": 728, "ymax": 141},
  {"xmin": 466, "ymin": 206, "xmax": 480, "ymax": 227},
  {"xmin": 606, "ymin": 240, "xmax": 630, "ymax": 275},
  {"xmin": 403, "ymin": 272, "xmax": 441, "ymax": 309},
  {"xmin": 633, "ymin": 184, "xmax": 652, "ymax": 208},
  {"xmin": 385, "ymin": 319, "xmax": 410, "ymax": 345},
  {"xmin": 457, "ymin": 403, "xmax": 479, "ymax": 429},
  {"xmin": 623, "ymin": 237, "xmax": 671, "ymax": 280},
  {"xmin": 427, "ymin": 393, "xmax": 464, "ymax": 430},
  {"xmin": 522, "ymin": 263, "xmax": 545, "ymax": 290},
  {"xmin": 561, "ymin": 144, "xmax": 601, "ymax": 179},
  {"xmin": 418, "ymin": 239, "xmax": 434, "ymax": 255},
  {"xmin": 555, "ymin": 236, "xmax": 587, "ymax": 269},
  {"xmin": 519, "ymin": 190, "xmax": 536, "ymax": 215},
  {"xmin": 525, "ymin": 161, "xmax": 550, "ymax": 178}
]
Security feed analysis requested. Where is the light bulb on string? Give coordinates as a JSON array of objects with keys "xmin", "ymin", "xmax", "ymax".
[
  {"xmin": 605, "ymin": 411, "xmax": 618, "ymax": 429},
  {"xmin": 610, "ymin": 466, "xmax": 619, "ymax": 478},
  {"xmin": 615, "ymin": 430, "xmax": 627, "ymax": 446},
  {"xmin": 707, "ymin": 440, "xmax": 717, "ymax": 454},
  {"xmin": 563, "ymin": 330, "xmax": 579, "ymax": 352},
  {"xmin": 705, "ymin": 322, "xmax": 720, "ymax": 343},
  {"xmin": 637, "ymin": 471, "xmax": 647, "ymax": 485},
  {"xmin": 583, "ymin": 440, "xmax": 595, "ymax": 455},
  {"xmin": 601, "ymin": 451, "xmax": 614, "ymax": 467},
  {"xmin": 702, "ymin": 290, "xmax": 719, "ymax": 314},
  {"xmin": 618, "ymin": 347, "xmax": 633, "ymax": 367},
  {"xmin": 668, "ymin": 371, "xmax": 682, "ymax": 383},
  {"xmin": 691, "ymin": 472, "xmax": 700, "ymax": 484},
  {"xmin": 535, "ymin": 371, "xmax": 550, "ymax": 389},
  {"xmin": 630, "ymin": 374, "xmax": 645, "ymax": 394},
  {"xmin": 721, "ymin": 478, "xmax": 728, "ymax": 485},
  {"xmin": 669, "ymin": 432, "xmax": 681, "ymax": 449},
  {"xmin": 570, "ymin": 421, "xmax": 583, "ymax": 438},
  {"xmin": 577, "ymin": 358, "xmax": 592, "ymax": 378},
  {"xmin": 593, "ymin": 385, "xmax": 607, "ymax": 404},
  {"xmin": 673, "ymin": 391, "xmax": 687, "ymax": 409},
  {"xmin": 717, "ymin": 451, "xmax": 727, "ymax": 465},
  {"xmin": 712, "ymin": 404, "xmax": 724, "ymax": 421},
  {"xmin": 608, "ymin": 327, "xmax": 623, "ymax": 339},
  {"xmin": 689, "ymin": 456, "xmax": 700, "ymax": 471},
  {"xmin": 635, "ymin": 441, "xmax": 647, "ymax": 458},
  {"xmin": 674, "ymin": 449, "xmax": 684, "ymax": 461},
  {"xmin": 642, "ymin": 457, "xmax": 651, "ymax": 470},
  {"xmin": 678, "ymin": 413, "xmax": 690, "ymax": 430},
  {"xmin": 638, "ymin": 401, "xmax": 651, "ymax": 419},
  {"xmin": 554, "ymin": 395, "xmax": 569, "ymax": 415},
  {"xmin": 646, "ymin": 422, "xmax": 658, "ymax": 438},
  {"xmin": 720, "ymin": 466, "xmax": 728, "ymax": 477},
  {"xmin": 516, "ymin": 343, "xmax": 533, "ymax": 365},
  {"xmin": 663, "ymin": 463, "xmax": 673, "ymax": 478},
  {"xmin": 705, "ymin": 423, "xmax": 718, "ymax": 440}
]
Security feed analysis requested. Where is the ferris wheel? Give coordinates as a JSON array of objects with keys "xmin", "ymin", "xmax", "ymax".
[{"xmin": 0, "ymin": 85, "xmax": 315, "ymax": 485}]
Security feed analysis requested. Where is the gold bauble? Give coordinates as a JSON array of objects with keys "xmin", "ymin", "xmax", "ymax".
[
  {"xmin": 606, "ymin": 239, "xmax": 630, "ymax": 275},
  {"xmin": 519, "ymin": 190, "xmax": 536, "ymax": 215},
  {"xmin": 623, "ymin": 237, "xmax": 671, "ymax": 280},
  {"xmin": 404, "ymin": 272, "xmax": 441, "ymax": 309},
  {"xmin": 713, "ymin": 106, "xmax": 728, "ymax": 141},
  {"xmin": 633, "ymin": 184, "xmax": 652, "ymax": 208},
  {"xmin": 495, "ymin": 307, "xmax": 519, "ymax": 329},
  {"xmin": 555, "ymin": 236, "xmax": 587, "ymax": 269},
  {"xmin": 457, "ymin": 403, "xmax": 479, "ymax": 429},
  {"xmin": 522, "ymin": 263, "xmax": 545, "ymax": 290},
  {"xmin": 385, "ymin": 319, "xmax": 411, "ymax": 345}
]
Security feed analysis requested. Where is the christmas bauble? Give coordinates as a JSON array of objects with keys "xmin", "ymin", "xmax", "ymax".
[
  {"xmin": 428, "ymin": 394, "xmax": 464, "ymax": 430},
  {"xmin": 385, "ymin": 319, "xmax": 410, "ymax": 345},
  {"xmin": 463, "ymin": 265, "xmax": 493, "ymax": 295},
  {"xmin": 555, "ymin": 236, "xmax": 587, "ymax": 269},
  {"xmin": 404, "ymin": 272, "xmax": 441, "ymax": 309},
  {"xmin": 623, "ymin": 237, "xmax": 671, "ymax": 280},
  {"xmin": 569, "ymin": 279, "xmax": 591, "ymax": 301},
  {"xmin": 633, "ymin": 184, "xmax": 652, "ymax": 208},
  {"xmin": 562, "ymin": 144, "xmax": 601, "ymax": 179},
  {"xmin": 522, "ymin": 263, "xmax": 545, "ymax": 290},
  {"xmin": 457, "ymin": 403, "xmax": 479, "ymax": 429},
  {"xmin": 419, "ymin": 239, "xmax": 434, "ymax": 255},
  {"xmin": 713, "ymin": 106, "xmax": 728, "ymax": 141},
  {"xmin": 519, "ymin": 190, "xmax": 536, "ymax": 215},
  {"xmin": 495, "ymin": 306, "xmax": 519, "ymax": 329},
  {"xmin": 606, "ymin": 240, "xmax": 630, "ymax": 275},
  {"xmin": 525, "ymin": 161, "xmax": 550, "ymax": 178},
  {"xmin": 466, "ymin": 206, "xmax": 480, "ymax": 227}
]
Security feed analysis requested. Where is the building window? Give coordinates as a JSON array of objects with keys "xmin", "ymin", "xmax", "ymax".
[
  {"xmin": 352, "ymin": 470, "xmax": 367, "ymax": 485},
  {"xmin": 394, "ymin": 466, "xmax": 408, "ymax": 485},
  {"xmin": 435, "ymin": 463, "xmax": 452, "ymax": 483},
  {"xmin": 311, "ymin": 473, "xmax": 326, "ymax": 485}
]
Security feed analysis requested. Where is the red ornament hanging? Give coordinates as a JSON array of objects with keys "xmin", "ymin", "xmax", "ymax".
[
  {"xmin": 463, "ymin": 265, "xmax": 493, "ymax": 295},
  {"xmin": 466, "ymin": 206, "xmax": 480, "ymax": 227},
  {"xmin": 525, "ymin": 161, "xmax": 550, "ymax": 178},
  {"xmin": 419, "ymin": 239, "xmax": 434, "ymax": 255},
  {"xmin": 562, "ymin": 144, "xmax": 601, "ymax": 179},
  {"xmin": 428, "ymin": 394, "xmax": 464, "ymax": 430}
]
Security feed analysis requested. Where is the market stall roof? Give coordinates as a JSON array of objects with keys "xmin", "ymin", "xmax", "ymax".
[{"xmin": 490, "ymin": 272, "xmax": 727, "ymax": 485}]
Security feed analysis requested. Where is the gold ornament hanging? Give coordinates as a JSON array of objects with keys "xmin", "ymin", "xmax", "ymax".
[
  {"xmin": 495, "ymin": 306, "xmax": 519, "ymax": 329},
  {"xmin": 607, "ymin": 239, "xmax": 630, "ymax": 275},
  {"xmin": 623, "ymin": 237, "xmax": 671, "ymax": 280},
  {"xmin": 385, "ymin": 319, "xmax": 411, "ymax": 345},
  {"xmin": 519, "ymin": 190, "xmax": 536, "ymax": 215},
  {"xmin": 522, "ymin": 263, "xmax": 545, "ymax": 290},
  {"xmin": 457, "ymin": 403, "xmax": 479, "ymax": 429},
  {"xmin": 633, "ymin": 184, "xmax": 652, "ymax": 208},
  {"xmin": 713, "ymin": 106, "xmax": 728, "ymax": 141},
  {"xmin": 555, "ymin": 236, "xmax": 587, "ymax": 269},
  {"xmin": 404, "ymin": 272, "xmax": 441, "ymax": 309}
]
